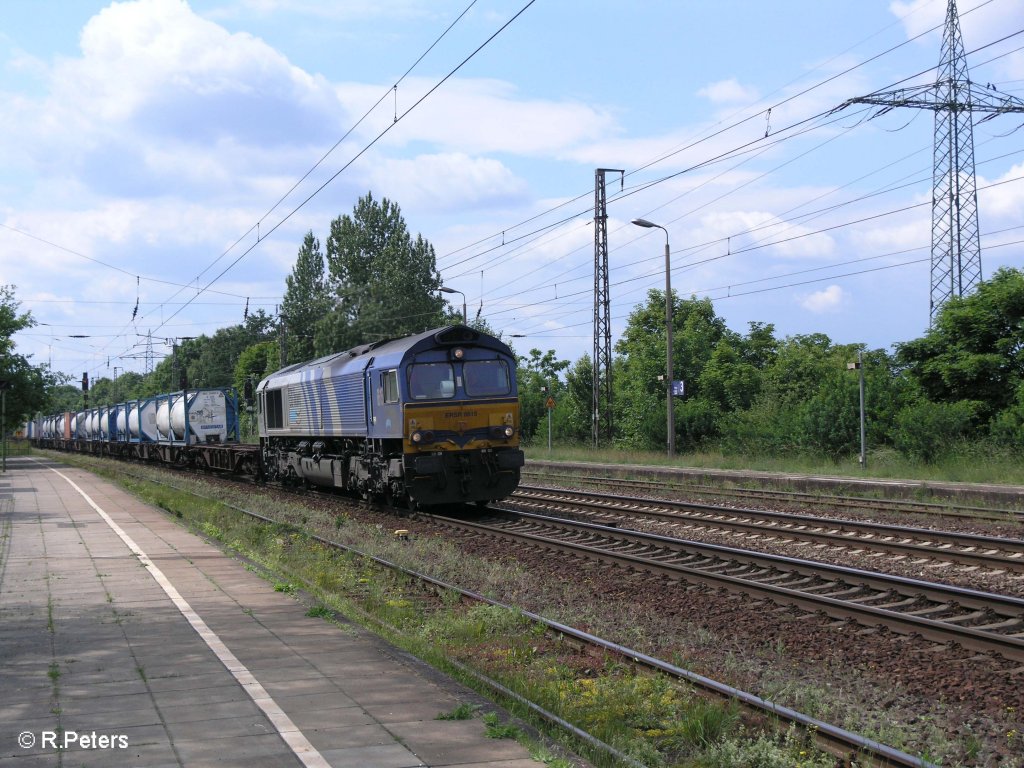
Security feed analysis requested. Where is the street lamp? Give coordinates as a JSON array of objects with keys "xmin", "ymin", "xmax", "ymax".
[
  {"xmin": 631, "ymin": 218, "xmax": 675, "ymax": 457},
  {"xmin": 440, "ymin": 286, "xmax": 467, "ymax": 325}
]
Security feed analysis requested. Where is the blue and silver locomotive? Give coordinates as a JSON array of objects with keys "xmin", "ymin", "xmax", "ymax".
[{"xmin": 256, "ymin": 325, "xmax": 525, "ymax": 507}]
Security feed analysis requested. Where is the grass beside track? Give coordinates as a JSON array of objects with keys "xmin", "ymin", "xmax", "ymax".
[
  {"xmin": 524, "ymin": 445, "xmax": 1024, "ymax": 487},
  {"xmin": 41, "ymin": 453, "xmax": 851, "ymax": 768}
]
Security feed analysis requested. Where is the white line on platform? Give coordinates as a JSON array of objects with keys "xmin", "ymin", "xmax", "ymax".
[{"xmin": 45, "ymin": 464, "xmax": 332, "ymax": 768}]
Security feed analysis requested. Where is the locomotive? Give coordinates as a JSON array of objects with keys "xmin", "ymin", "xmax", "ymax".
[
  {"xmin": 31, "ymin": 325, "xmax": 525, "ymax": 508},
  {"xmin": 257, "ymin": 324, "xmax": 524, "ymax": 506}
]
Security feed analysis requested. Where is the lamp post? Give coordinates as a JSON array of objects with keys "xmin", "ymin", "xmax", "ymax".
[
  {"xmin": 440, "ymin": 287, "xmax": 467, "ymax": 325},
  {"xmin": 847, "ymin": 352, "xmax": 867, "ymax": 468},
  {"xmin": 631, "ymin": 218, "xmax": 675, "ymax": 457}
]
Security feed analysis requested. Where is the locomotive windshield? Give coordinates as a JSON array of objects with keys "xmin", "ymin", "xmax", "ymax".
[
  {"xmin": 463, "ymin": 360, "xmax": 511, "ymax": 397},
  {"xmin": 409, "ymin": 363, "xmax": 455, "ymax": 399}
]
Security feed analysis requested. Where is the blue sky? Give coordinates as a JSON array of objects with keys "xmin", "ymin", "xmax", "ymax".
[{"xmin": 3, "ymin": 0, "xmax": 1023, "ymax": 381}]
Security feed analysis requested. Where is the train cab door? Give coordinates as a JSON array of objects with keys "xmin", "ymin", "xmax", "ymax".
[
  {"xmin": 378, "ymin": 369, "xmax": 401, "ymax": 436},
  {"xmin": 363, "ymin": 358, "xmax": 376, "ymax": 437}
]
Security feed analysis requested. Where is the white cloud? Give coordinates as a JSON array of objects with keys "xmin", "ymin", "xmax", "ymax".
[
  {"xmin": 365, "ymin": 153, "xmax": 528, "ymax": 213},
  {"xmin": 799, "ymin": 284, "xmax": 847, "ymax": 313},
  {"xmin": 694, "ymin": 209, "xmax": 837, "ymax": 260},
  {"xmin": 335, "ymin": 77, "xmax": 619, "ymax": 158},
  {"xmin": 9, "ymin": 0, "xmax": 345, "ymax": 198},
  {"xmin": 697, "ymin": 78, "xmax": 760, "ymax": 104}
]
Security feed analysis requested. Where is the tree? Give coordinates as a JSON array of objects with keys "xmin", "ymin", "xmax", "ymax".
[
  {"xmin": 317, "ymin": 192, "xmax": 446, "ymax": 354},
  {"xmin": 139, "ymin": 311, "xmax": 278, "ymax": 395},
  {"xmin": 896, "ymin": 267, "xmax": 1024, "ymax": 421},
  {"xmin": 614, "ymin": 292, "xmax": 732, "ymax": 449},
  {"xmin": 0, "ymin": 285, "xmax": 53, "ymax": 431},
  {"xmin": 233, "ymin": 341, "xmax": 280, "ymax": 398},
  {"xmin": 799, "ymin": 370, "xmax": 860, "ymax": 461},
  {"xmin": 553, "ymin": 354, "xmax": 594, "ymax": 444},
  {"xmin": 893, "ymin": 400, "xmax": 978, "ymax": 462},
  {"xmin": 282, "ymin": 231, "xmax": 329, "ymax": 366},
  {"xmin": 517, "ymin": 348, "xmax": 569, "ymax": 441}
]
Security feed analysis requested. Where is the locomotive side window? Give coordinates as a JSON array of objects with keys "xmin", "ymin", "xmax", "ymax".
[
  {"xmin": 265, "ymin": 388, "xmax": 284, "ymax": 429},
  {"xmin": 463, "ymin": 360, "xmax": 511, "ymax": 396},
  {"xmin": 382, "ymin": 370, "xmax": 399, "ymax": 403},
  {"xmin": 409, "ymin": 363, "xmax": 455, "ymax": 399}
]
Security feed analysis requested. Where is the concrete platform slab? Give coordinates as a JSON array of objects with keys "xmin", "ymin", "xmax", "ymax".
[{"xmin": 0, "ymin": 457, "xmax": 560, "ymax": 767}]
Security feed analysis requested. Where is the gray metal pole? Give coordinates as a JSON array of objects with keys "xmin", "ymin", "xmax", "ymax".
[
  {"xmin": 2, "ymin": 389, "xmax": 6, "ymax": 473},
  {"xmin": 548, "ymin": 405, "xmax": 552, "ymax": 452},
  {"xmin": 631, "ymin": 220, "xmax": 675, "ymax": 458},
  {"xmin": 440, "ymin": 287, "xmax": 467, "ymax": 325},
  {"xmin": 858, "ymin": 351, "xmax": 866, "ymax": 468},
  {"xmin": 664, "ymin": 238, "xmax": 675, "ymax": 458}
]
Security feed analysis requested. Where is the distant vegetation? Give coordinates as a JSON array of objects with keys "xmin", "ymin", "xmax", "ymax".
[
  {"xmin": 515, "ymin": 266, "xmax": 1024, "ymax": 471},
  {"xmin": 4, "ymin": 192, "xmax": 1023, "ymax": 471}
]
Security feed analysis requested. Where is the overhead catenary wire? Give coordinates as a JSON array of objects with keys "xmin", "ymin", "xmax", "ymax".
[
  {"xmin": 440, "ymin": 35, "xmax": 1024, "ymax": 339},
  {"xmin": 433, "ymin": 0, "xmax": 1005, "ymax": 273},
  {"xmin": 71, "ymin": 0, "xmax": 537, "ymax": 379},
  {"xmin": 143, "ymin": 0, "xmax": 538, "ymax": 339},
  {"xmin": 440, "ymin": 26, "xmax": 1024, "ymax": 288},
  {"xmin": 25, "ymin": 1, "xmax": 1023, "ymax": 376},
  {"xmin": 155, "ymin": 0, "xmax": 485, "ymax": 311}
]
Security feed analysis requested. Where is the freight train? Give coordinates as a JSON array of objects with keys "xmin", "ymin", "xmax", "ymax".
[{"xmin": 31, "ymin": 325, "xmax": 525, "ymax": 508}]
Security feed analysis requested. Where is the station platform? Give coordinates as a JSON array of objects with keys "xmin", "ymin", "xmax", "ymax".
[{"xmin": 0, "ymin": 457, "xmax": 544, "ymax": 767}]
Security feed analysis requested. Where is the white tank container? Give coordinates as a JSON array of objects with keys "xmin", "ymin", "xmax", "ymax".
[
  {"xmin": 155, "ymin": 396, "xmax": 178, "ymax": 441},
  {"xmin": 128, "ymin": 401, "xmax": 160, "ymax": 441},
  {"xmin": 116, "ymin": 407, "xmax": 128, "ymax": 439},
  {"xmin": 170, "ymin": 390, "xmax": 229, "ymax": 443},
  {"xmin": 100, "ymin": 410, "xmax": 109, "ymax": 438},
  {"xmin": 73, "ymin": 412, "xmax": 82, "ymax": 436}
]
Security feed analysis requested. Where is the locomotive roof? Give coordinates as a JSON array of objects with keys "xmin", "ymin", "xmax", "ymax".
[{"xmin": 257, "ymin": 325, "xmax": 513, "ymax": 389}]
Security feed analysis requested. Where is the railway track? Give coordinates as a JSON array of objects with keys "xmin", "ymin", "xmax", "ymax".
[
  {"xmin": 104, "ymin": 461, "xmax": 937, "ymax": 767},
  {"xmin": 521, "ymin": 469, "xmax": 1024, "ymax": 523},
  {"xmin": 428, "ymin": 506, "xmax": 1024, "ymax": 662},
  {"xmin": 509, "ymin": 485, "xmax": 1024, "ymax": 574}
]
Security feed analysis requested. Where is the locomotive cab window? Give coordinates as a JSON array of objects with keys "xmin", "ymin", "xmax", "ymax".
[
  {"xmin": 409, "ymin": 363, "xmax": 455, "ymax": 399},
  {"xmin": 463, "ymin": 360, "xmax": 511, "ymax": 397},
  {"xmin": 265, "ymin": 388, "xmax": 284, "ymax": 429},
  {"xmin": 382, "ymin": 370, "xmax": 399, "ymax": 403}
]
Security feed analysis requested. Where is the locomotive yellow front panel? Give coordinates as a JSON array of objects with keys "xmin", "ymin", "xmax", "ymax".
[{"xmin": 403, "ymin": 397, "xmax": 520, "ymax": 453}]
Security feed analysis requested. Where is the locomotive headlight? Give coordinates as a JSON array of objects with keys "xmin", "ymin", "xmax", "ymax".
[
  {"xmin": 503, "ymin": 425, "xmax": 514, "ymax": 438},
  {"xmin": 453, "ymin": 348, "xmax": 464, "ymax": 360},
  {"xmin": 411, "ymin": 431, "xmax": 422, "ymax": 443}
]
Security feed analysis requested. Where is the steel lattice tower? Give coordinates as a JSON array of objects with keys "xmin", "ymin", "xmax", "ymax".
[
  {"xmin": 840, "ymin": 0, "xmax": 1024, "ymax": 321},
  {"xmin": 592, "ymin": 169, "xmax": 622, "ymax": 447},
  {"xmin": 145, "ymin": 330, "xmax": 154, "ymax": 375}
]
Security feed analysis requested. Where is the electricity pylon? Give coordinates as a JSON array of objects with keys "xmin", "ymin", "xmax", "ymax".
[{"xmin": 839, "ymin": 0, "xmax": 1024, "ymax": 322}]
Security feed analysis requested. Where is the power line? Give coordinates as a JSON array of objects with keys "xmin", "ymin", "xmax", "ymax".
[
  {"xmin": 146, "ymin": 0, "xmax": 538, "ymax": 340},
  {"xmin": 435, "ymin": 0, "xmax": 1003, "ymax": 273}
]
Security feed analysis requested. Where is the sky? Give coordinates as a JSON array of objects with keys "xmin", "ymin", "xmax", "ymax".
[{"xmin": 2, "ymin": 0, "xmax": 1023, "ymax": 383}]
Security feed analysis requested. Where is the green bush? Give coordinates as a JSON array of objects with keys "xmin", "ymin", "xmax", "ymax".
[{"xmin": 893, "ymin": 400, "xmax": 978, "ymax": 463}]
